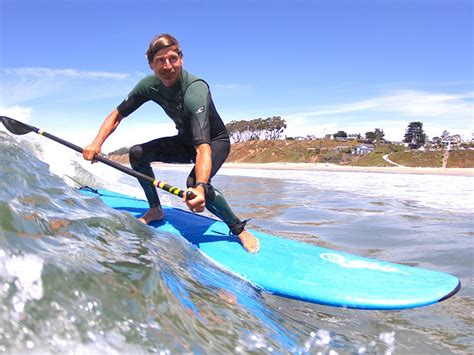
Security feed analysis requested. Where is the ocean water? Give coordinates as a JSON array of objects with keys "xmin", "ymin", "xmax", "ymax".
[{"xmin": 0, "ymin": 129, "xmax": 473, "ymax": 354}]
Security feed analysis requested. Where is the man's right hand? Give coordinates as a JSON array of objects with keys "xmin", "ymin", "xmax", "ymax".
[
  {"xmin": 82, "ymin": 109, "xmax": 124, "ymax": 163},
  {"xmin": 82, "ymin": 143, "xmax": 101, "ymax": 162}
]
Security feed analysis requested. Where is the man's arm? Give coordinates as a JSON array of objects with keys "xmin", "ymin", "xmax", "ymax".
[
  {"xmin": 194, "ymin": 143, "xmax": 212, "ymax": 184},
  {"xmin": 184, "ymin": 143, "xmax": 212, "ymax": 212},
  {"xmin": 182, "ymin": 80, "xmax": 214, "ymax": 212},
  {"xmin": 83, "ymin": 109, "xmax": 124, "ymax": 161}
]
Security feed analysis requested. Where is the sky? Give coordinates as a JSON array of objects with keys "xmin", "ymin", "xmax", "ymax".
[{"xmin": 1, "ymin": 0, "xmax": 473, "ymax": 151}]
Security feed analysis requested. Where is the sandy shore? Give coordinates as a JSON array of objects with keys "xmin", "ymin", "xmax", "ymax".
[{"xmin": 221, "ymin": 162, "xmax": 474, "ymax": 176}]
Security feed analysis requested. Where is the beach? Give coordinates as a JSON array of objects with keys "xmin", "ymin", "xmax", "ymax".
[{"xmin": 221, "ymin": 162, "xmax": 474, "ymax": 176}]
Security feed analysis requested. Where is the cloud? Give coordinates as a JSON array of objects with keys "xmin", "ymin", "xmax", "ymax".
[
  {"xmin": 3, "ymin": 67, "xmax": 129, "ymax": 80},
  {"xmin": 283, "ymin": 89, "xmax": 474, "ymax": 140},
  {"xmin": 287, "ymin": 90, "xmax": 473, "ymax": 119},
  {"xmin": 363, "ymin": 90, "xmax": 473, "ymax": 117},
  {"xmin": 0, "ymin": 105, "xmax": 33, "ymax": 122},
  {"xmin": 1, "ymin": 67, "xmax": 133, "ymax": 105}
]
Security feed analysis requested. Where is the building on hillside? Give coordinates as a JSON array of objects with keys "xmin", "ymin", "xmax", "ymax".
[
  {"xmin": 351, "ymin": 144, "xmax": 375, "ymax": 155},
  {"xmin": 441, "ymin": 134, "xmax": 462, "ymax": 149},
  {"xmin": 347, "ymin": 133, "xmax": 361, "ymax": 141}
]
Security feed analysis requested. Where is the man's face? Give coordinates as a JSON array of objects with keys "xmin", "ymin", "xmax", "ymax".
[{"xmin": 149, "ymin": 45, "xmax": 183, "ymax": 87}]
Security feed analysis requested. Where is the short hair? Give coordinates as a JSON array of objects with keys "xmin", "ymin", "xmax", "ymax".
[{"xmin": 146, "ymin": 33, "xmax": 182, "ymax": 63}]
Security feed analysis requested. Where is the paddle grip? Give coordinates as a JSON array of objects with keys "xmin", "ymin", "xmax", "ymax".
[{"xmin": 186, "ymin": 190, "xmax": 197, "ymax": 200}]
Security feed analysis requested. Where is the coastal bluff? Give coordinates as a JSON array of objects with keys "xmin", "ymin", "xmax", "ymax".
[{"xmin": 107, "ymin": 140, "xmax": 474, "ymax": 168}]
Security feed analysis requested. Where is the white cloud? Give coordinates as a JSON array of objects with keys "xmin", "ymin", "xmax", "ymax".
[
  {"xmin": 282, "ymin": 90, "xmax": 474, "ymax": 141},
  {"xmin": 1, "ymin": 67, "xmax": 133, "ymax": 105},
  {"xmin": 363, "ymin": 90, "xmax": 473, "ymax": 117},
  {"xmin": 286, "ymin": 90, "xmax": 473, "ymax": 119},
  {"xmin": 3, "ymin": 67, "xmax": 129, "ymax": 80},
  {"xmin": 0, "ymin": 105, "xmax": 33, "ymax": 122}
]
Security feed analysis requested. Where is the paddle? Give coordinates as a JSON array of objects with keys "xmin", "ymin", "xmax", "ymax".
[{"xmin": 0, "ymin": 116, "xmax": 194, "ymax": 199}]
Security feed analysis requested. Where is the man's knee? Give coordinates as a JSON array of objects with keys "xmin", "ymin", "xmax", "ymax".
[{"xmin": 129, "ymin": 144, "xmax": 144, "ymax": 165}]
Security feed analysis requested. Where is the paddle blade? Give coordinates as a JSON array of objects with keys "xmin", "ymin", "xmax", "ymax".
[{"xmin": 0, "ymin": 116, "xmax": 38, "ymax": 135}]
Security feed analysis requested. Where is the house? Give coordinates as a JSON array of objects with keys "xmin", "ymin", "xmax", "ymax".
[
  {"xmin": 352, "ymin": 144, "xmax": 375, "ymax": 155},
  {"xmin": 347, "ymin": 133, "xmax": 361, "ymax": 141},
  {"xmin": 441, "ymin": 134, "xmax": 462, "ymax": 150}
]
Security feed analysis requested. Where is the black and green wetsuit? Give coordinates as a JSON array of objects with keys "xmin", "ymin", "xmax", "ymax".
[{"xmin": 117, "ymin": 69, "xmax": 246, "ymax": 235}]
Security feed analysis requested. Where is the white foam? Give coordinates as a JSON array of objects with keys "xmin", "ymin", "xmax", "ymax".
[
  {"xmin": 0, "ymin": 250, "xmax": 44, "ymax": 315},
  {"xmin": 219, "ymin": 167, "xmax": 473, "ymax": 212}
]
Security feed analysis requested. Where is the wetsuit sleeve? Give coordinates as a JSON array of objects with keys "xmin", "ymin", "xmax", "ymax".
[
  {"xmin": 183, "ymin": 80, "xmax": 211, "ymax": 146},
  {"xmin": 116, "ymin": 80, "xmax": 150, "ymax": 117}
]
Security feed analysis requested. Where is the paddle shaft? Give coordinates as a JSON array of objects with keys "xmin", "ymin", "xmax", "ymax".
[{"xmin": 1, "ymin": 117, "xmax": 192, "ymax": 199}]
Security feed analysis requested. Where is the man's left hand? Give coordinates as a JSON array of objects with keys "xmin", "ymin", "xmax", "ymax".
[{"xmin": 184, "ymin": 187, "xmax": 206, "ymax": 213}]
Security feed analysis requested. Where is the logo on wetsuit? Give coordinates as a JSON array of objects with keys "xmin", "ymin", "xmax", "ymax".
[{"xmin": 195, "ymin": 106, "xmax": 205, "ymax": 114}]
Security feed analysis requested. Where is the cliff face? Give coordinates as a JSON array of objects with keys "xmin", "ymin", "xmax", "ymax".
[
  {"xmin": 107, "ymin": 140, "xmax": 474, "ymax": 168},
  {"xmin": 227, "ymin": 140, "xmax": 359, "ymax": 164},
  {"xmin": 105, "ymin": 154, "xmax": 130, "ymax": 164}
]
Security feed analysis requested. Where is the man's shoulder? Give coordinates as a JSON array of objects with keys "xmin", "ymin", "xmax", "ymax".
[
  {"xmin": 126, "ymin": 75, "xmax": 161, "ymax": 100},
  {"xmin": 136, "ymin": 75, "xmax": 161, "ymax": 89},
  {"xmin": 182, "ymin": 70, "xmax": 208, "ymax": 89}
]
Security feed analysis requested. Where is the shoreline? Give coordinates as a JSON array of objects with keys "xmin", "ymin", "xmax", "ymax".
[
  {"xmin": 128, "ymin": 159, "xmax": 474, "ymax": 177},
  {"xmin": 220, "ymin": 162, "xmax": 474, "ymax": 176}
]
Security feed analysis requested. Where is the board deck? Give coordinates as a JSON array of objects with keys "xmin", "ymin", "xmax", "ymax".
[{"xmin": 80, "ymin": 187, "xmax": 461, "ymax": 310}]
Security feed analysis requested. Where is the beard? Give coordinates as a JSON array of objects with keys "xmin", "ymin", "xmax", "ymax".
[{"xmin": 159, "ymin": 68, "xmax": 180, "ymax": 85}]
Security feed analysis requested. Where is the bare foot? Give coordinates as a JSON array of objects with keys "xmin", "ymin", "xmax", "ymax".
[
  {"xmin": 238, "ymin": 229, "xmax": 260, "ymax": 254},
  {"xmin": 138, "ymin": 206, "xmax": 164, "ymax": 224}
]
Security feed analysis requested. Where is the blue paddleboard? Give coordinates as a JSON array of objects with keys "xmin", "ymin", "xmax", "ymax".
[{"xmin": 80, "ymin": 187, "xmax": 460, "ymax": 310}]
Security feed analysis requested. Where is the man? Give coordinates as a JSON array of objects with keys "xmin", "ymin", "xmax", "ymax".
[{"xmin": 82, "ymin": 33, "xmax": 259, "ymax": 253}]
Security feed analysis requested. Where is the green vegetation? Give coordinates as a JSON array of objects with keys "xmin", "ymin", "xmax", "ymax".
[
  {"xmin": 229, "ymin": 140, "xmax": 326, "ymax": 163},
  {"xmin": 447, "ymin": 150, "xmax": 474, "ymax": 168},
  {"xmin": 388, "ymin": 149, "xmax": 474, "ymax": 168},
  {"xmin": 351, "ymin": 144, "xmax": 405, "ymax": 167},
  {"xmin": 389, "ymin": 151, "xmax": 444, "ymax": 167}
]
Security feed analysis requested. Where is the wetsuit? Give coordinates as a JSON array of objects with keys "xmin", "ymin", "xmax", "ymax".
[{"xmin": 116, "ymin": 69, "xmax": 246, "ymax": 235}]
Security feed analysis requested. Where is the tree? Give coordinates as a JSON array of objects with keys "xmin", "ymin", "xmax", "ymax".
[
  {"xmin": 333, "ymin": 130, "xmax": 347, "ymax": 140},
  {"xmin": 404, "ymin": 121, "xmax": 427, "ymax": 149},
  {"xmin": 365, "ymin": 128, "xmax": 385, "ymax": 143},
  {"xmin": 431, "ymin": 136, "xmax": 442, "ymax": 149},
  {"xmin": 265, "ymin": 116, "xmax": 287, "ymax": 140},
  {"xmin": 365, "ymin": 131, "xmax": 376, "ymax": 142},
  {"xmin": 226, "ymin": 120, "xmax": 246, "ymax": 142},
  {"xmin": 374, "ymin": 128, "xmax": 385, "ymax": 142},
  {"xmin": 225, "ymin": 116, "xmax": 287, "ymax": 142}
]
